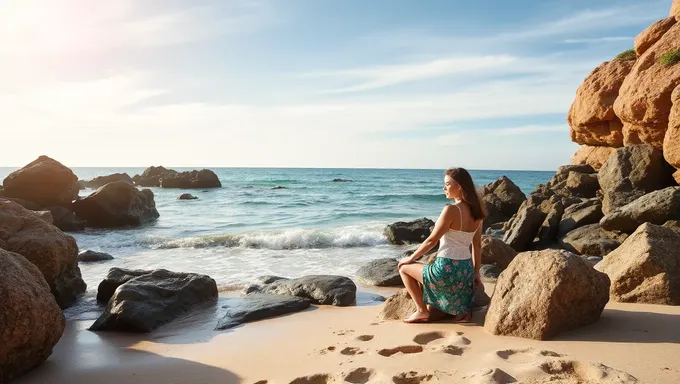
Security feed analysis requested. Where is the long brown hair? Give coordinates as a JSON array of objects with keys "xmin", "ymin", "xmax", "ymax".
[{"xmin": 445, "ymin": 167, "xmax": 487, "ymax": 221}]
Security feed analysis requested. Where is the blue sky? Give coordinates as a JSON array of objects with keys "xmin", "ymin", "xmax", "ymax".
[{"xmin": 0, "ymin": 0, "xmax": 673, "ymax": 170}]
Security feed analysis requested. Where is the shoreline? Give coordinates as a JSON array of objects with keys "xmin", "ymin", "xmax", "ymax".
[{"xmin": 16, "ymin": 285, "xmax": 680, "ymax": 384}]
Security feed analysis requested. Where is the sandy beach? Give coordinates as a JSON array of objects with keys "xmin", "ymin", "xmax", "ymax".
[{"xmin": 15, "ymin": 284, "xmax": 680, "ymax": 384}]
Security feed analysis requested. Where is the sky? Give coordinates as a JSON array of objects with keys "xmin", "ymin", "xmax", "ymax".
[{"xmin": 0, "ymin": 0, "xmax": 673, "ymax": 170}]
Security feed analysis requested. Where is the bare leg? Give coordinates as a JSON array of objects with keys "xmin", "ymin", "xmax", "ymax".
[{"xmin": 399, "ymin": 263, "xmax": 429, "ymax": 323}]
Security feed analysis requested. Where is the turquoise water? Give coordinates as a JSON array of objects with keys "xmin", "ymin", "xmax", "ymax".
[{"xmin": 0, "ymin": 167, "xmax": 551, "ymax": 313}]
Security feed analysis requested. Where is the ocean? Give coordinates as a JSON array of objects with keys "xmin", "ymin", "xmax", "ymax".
[{"xmin": 0, "ymin": 167, "xmax": 553, "ymax": 317}]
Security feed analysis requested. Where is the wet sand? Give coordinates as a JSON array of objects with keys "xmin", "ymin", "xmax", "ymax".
[{"xmin": 16, "ymin": 285, "xmax": 680, "ymax": 384}]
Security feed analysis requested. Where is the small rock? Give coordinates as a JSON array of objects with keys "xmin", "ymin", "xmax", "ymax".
[
  {"xmin": 178, "ymin": 193, "xmax": 198, "ymax": 200},
  {"xmin": 355, "ymin": 258, "xmax": 401, "ymax": 287},
  {"xmin": 78, "ymin": 250, "xmax": 114, "ymax": 262},
  {"xmin": 332, "ymin": 178, "xmax": 351, "ymax": 182},
  {"xmin": 216, "ymin": 294, "xmax": 310, "ymax": 330}
]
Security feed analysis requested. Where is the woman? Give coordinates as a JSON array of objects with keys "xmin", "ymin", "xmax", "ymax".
[{"xmin": 398, "ymin": 167, "xmax": 487, "ymax": 323}]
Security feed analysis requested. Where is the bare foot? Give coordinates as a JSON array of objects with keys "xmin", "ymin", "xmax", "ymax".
[
  {"xmin": 404, "ymin": 310, "xmax": 430, "ymax": 323},
  {"xmin": 453, "ymin": 312, "xmax": 471, "ymax": 323}
]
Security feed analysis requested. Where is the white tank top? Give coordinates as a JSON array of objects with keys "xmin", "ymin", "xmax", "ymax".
[{"xmin": 436, "ymin": 204, "xmax": 480, "ymax": 260}]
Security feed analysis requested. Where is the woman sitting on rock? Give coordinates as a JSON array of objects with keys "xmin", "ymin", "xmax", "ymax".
[{"xmin": 398, "ymin": 167, "xmax": 486, "ymax": 323}]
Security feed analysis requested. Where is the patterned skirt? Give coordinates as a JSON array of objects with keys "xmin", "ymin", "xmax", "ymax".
[{"xmin": 422, "ymin": 257, "xmax": 474, "ymax": 315}]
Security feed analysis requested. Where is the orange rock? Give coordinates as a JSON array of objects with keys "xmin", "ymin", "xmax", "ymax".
[
  {"xmin": 672, "ymin": 0, "xmax": 680, "ymax": 20},
  {"xmin": 568, "ymin": 59, "xmax": 634, "ymax": 147},
  {"xmin": 614, "ymin": 22, "xmax": 680, "ymax": 149},
  {"xmin": 664, "ymin": 85, "xmax": 680, "ymax": 168},
  {"xmin": 570, "ymin": 145, "xmax": 616, "ymax": 170},
  {"xmin": 635, "ymin": 17, "xmax": 676, "ymax": 57}
]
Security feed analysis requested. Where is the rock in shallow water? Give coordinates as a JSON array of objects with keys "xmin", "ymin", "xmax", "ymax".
[
  {"xmin": 216, "ymin": 294, "xmax": 310, "ymax": 330},
  {"xmin": 254, "ymin": 275, "xmax": 357, "ymax": 306},
  {"xmin": 355, "ymin": 258, "xmax": 401, "ymax": 287},
  {"xmin": 90, "ymin": 269, "xmax": 217, "ymax": 333},
  {"xmin": 78, "ymin": 250, "xmax": 114, "ymax": 262}
]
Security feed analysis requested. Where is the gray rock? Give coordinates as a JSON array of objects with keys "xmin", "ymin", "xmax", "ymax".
[
  {"xmin": 178, "ymin": 193, "xmax": 198, "ymax": 200},
  {"xmin": 595, "ymin": 223, "xmax": 680, "ymax": 305},
  {"xmin": 216, "ymin": 294, "xmax": 310, "ymax": 330},
  {"xmin": 384, "ymin": 218, "xmax": 434, "ymax": 245},
  {"xmin": 480, "ymin": 176, "xmax": 527, "ymax": 228},
  {"xmin": 80, "ymin": 173, "xmax": 133, "ymax": 189},
  {"xmin": 600, "ymin": 187, "xmax": 680, "ymax": 233},
  {"xmin": 557, "ymin": 199, "xmax": 603, "ymax": 237},
  {"xmin": 90, "ymin": 269, "xmax": 218, "ymax": 333},
  {"xmin": 96, "ymin": 268, "xmax": 152, "ymax": 304},
  {"xmin": 598, "ymin": 144, "xmax": 673, "ymax": 214},
  {"xmin": 558, "ymin": 224, "xmax": 627, "ymax": 256},
  {"xmin": 258, "ymin": 275, "xmax": 357, "ymax": 306},
  {"xmin": 547, "ymin": 165, "xmax": 596, "ymax": 187},
  {"xmin": 160, "ymin": 169, "xmax": 221, "ymax": 189},
  {"xmin": 565, "ymin": 172, "xmax": 599, "ymax": 198},
  {"xmin": 78, "ymin": 250, "xmax": 114, "ymax": 262},
  {"xmin": 47, "ymin": 206, "xmax": 85, "ymax": 231},
  {"xmin": 135, "ymin": 166, "xmax": 175, "ymax": 187},
  {"xmin": 503, "ymin": 196, "xmax": 549, "ymax": 252},
  {"xmin": 356, "ymin": 258, "xmax": 401, "ymax": 286},
  {"xmin": 72, "ymin": 182, "xmax": 159, "ymax": 228},
  {"xmin": 536, "ymin": 197, "xmax": 565, "ymax": 244},
  {"xmin": 481, "ymin": 236, "xmax": 517, "ymax": 270},
  {"xmin": 479, "ymin": 264, "xmax": 502, "ymax": 282}
]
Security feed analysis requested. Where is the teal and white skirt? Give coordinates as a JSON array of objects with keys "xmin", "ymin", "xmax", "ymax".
[{"xmin": 422, "ymin": 257, "xmax": 474, "ymax": 315}]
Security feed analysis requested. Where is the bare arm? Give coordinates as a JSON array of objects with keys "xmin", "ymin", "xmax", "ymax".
[
  {"xmin": 471, "ymin": 220, "xmax": 483, "ymax": 283},
  {"xmin": 404, "ymin": 205, "xmax": 458, "ymax": 263}
]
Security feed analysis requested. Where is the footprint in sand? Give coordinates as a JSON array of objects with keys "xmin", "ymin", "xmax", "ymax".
[
  {"xmin": 413, "ymin": 331, "xmax": 446, "ymax": 345},
  {"xmin": 462, "ymin": 368, "xmax": 517, "ymax": 384},
  {"xmin": 356, "ymin": 335, "xmax": 374, "ymax": 341},
  {"xmin": 538, "ymin": 360, "xmax": 638, "ymax": 383},
  {"xmin": 344, "ymin": 367, "xmax": 375, "ymax": 384},
  {"xmin": 495, "ymin": 348, "xmax": 563, "ymax": 364},
  {"xmin": 449, "ymin": 332, "xmax": 471, "ymax": 346},
  {"xmin": 378, "ymin": 345, "xmax": 424, "ymax": 357},
  {"xmin": 392, "ymin": 371, "xmax": 433, "ymax": 384},
  {"xmin": 334, "ymin": 329, "xmax": 355, "ymax": 336},
  {"xmin": 340, "ymin": 347, "xmax": 364, "ymax": 356},
  {"xmin": 253, "ymin": 381, "xmax": 268, "ymax": 384},
  {"xmin": 288, "ymin": 373, "xmax": 331, "ymax": 384}
]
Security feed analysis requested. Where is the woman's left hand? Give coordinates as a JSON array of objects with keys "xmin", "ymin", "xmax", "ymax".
[{"xmin": 397, "ymin": 257, "xmax": 414, "ymax": 270}]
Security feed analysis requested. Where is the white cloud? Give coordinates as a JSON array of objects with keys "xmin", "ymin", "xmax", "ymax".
[
  {"xmin": 301, "ymin": 55, "xmax": 517, "ymax": 93},
  {"xmin": 564, "ymin": 37, "xmax": 633, "ymax": 44}
]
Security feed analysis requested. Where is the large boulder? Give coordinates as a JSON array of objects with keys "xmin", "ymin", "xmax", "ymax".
[
  {"xmin": 0, "ymin": 199, "xmax": 86, "ymax": 308},
  {"xmin": 568, "ymin": 58, "xmax": 635, "ymax": 147},
  {"xmin": 216, "ymin": 294, "xmax": 310, "ymax": 330},
  {"xmin": 635, "ymin": 17, "xmax": 677, "ymax": 56},
  {"xmin": 379, "ymin": 285, "xmax": 491, "ymax": 321},
  {"xmin": 484, "ymin": 249, "xmax": 610, "ymax": 340},
  {"xmin": 90, "ymin": 269, "xmax": 218, "ymax": 332},
  {"xmin": 80, "ymin": 173, "xmax": 134, "ymax": 189},
  {"xmin": 72, "ymin": 182, "xmax": 159, "ymax": 228},
  {"xmin": 598, "ymin": 144, "xmax": 673, "ymax": 214},
  {"xmin": 0, "ymin": 249, "xmax": 65, "ymax": 382},
  {"xmin": 570, "ymin": 145, "xmax": 616, "ymax": 171},
  {"xmin": 160, "ymin": 169, "xmax": 222, "ymax": 189},
  {"xmin": 96, "ymin": 267, "xmax": 152, "ymax": 303},
  {"xmin": 558, "ymin": 224, "xmax": 628, "ymax": 256},
  {"xmin": 557, "ymin": 199, "xmax": 604, "ymax": 237},
  {"xmin": 256, "ymin": 275, "xmax": 357, "ymax": 306},
  {"xmin": 600, "ymin": 187, "xmax": 680, "ymax": 233},
  {"xmin": 481, "ymin": 236, "xmax": 517, "ymax": 270},
  {"xmin": 673, "ymin": 0, "xmax": 680, "ymax": 20},
  {"xmin": 536, "ymin": 198, "xmax": 565, "ymax": 245},
  {"xmin": 384, "ymin": 218, "xmax": 434, "ymax": 245},
  {"xmin": 356, "ymin": 258, "xmax": 401, "ymax": 287},
  {"xmin": 595, "ymin": 223, "xmax": 680, "ymax": 304},
  {"xmin": 480, "ymin": 176, "xmax": 526, "ymax": 227},
  {"xmin": 1, "ymin": 156, "xmax": 79, "ymax": 207},
  {"xmin": 613, "ymin": 22, "xmax": 680, "ymax": 148},
  {"xmin": 134, "ymin": 166, "xmax": 177, "ymax": 187}
]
